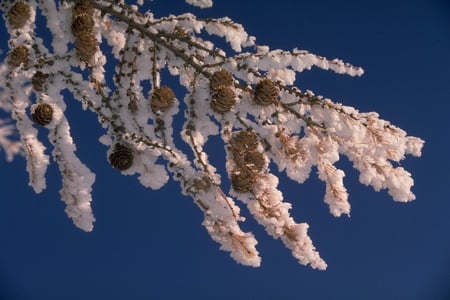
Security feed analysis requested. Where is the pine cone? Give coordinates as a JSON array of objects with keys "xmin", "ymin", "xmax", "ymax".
[
  {"xmin": 231, "ymin": 168, "xmax": 255, "ymax": 193},
  {"xmin": 210, "ymin": 86, "xmax": 236, "ymax": 114},
  {"xmin": 71, "ymin": 13, "xmax": 95, "ymax": 37},
  {"xmin": 150, "ymin": 86, "xmax": 175, "ymax": 113},
  {"xmin": 73, "ymin": 1, "xmax": 94, "ymax": 17},
  {"xmin": 109, "ymin": 144, "xmax": 134, "ymax": 171},
  {"xmin": 32, "ymin": 103, "xmax": 53, "ymax": 126},
  {"xmin": 254, "ymin": 78, "xmax": 279, "ymax": 106},
  {"xmin": 229, "ymin": 130, "xmax": 259, "ymax": 154},
  {"xmin": 75, "ymin": 30, "xmax": 97, "ymax": 62},
  {"xmin": 210, "ymin": 69, "xmax": 233, "ymax": 90},
  {"xmin": 241, "ymin": 151, "xmax": 265, "ymax": 173},
  {"xmin": 8, "ymin": 45, "xmax": 28, "ymax": 68},
  {"xmin": 8, "ymin": 1, "xmax": 30, "ymax": 29},
  {"xmin": 32, "ymin": 71, "xmax": 49, "ymax": 92}
]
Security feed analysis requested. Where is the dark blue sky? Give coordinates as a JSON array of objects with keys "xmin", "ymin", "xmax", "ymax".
[{"xmin": 1, "ymin": 0, "xmax": 449, "ymax": 299}]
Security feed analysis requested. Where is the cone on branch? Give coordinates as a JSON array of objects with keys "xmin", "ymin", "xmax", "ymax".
[
  {"xmin": 210, "ymin": 69, "xmax": 234, "ymax": 90},
  {"xmin": 32, "ymin": 103, "xmax": 54, "ymax": 126},
  {"xmin": 150, "ymin": 86, "xmax": 176, "ymax": 113},
  {"xmin": 7, "ymin": 1, "xmax": 30, "ymax": 29},
  {"xmin": 209, "ymin": 70, "xmax": 236, "ymax": 113},
  {"xmin": 210, "ymin": 86, "xmax": 236, "ymax": 114},
  {"xmin": 72, "ymin": 0, "xmax": 94, "ymax": 17},
  {"xmin": 240, "ymin": 151, "xmax": 265, "ymax": 173},
  {"xmin": 228, "ymin": 130, "xmax": 266, "ymax": 193},
  {"xmin": 71, "ymin": 13, "xmax": 95, "ymax": 36},
  {"xmin": 8, "ymin": 45, "xmax": 29, "ymax": 68},
  {"xmin": 231, "ymin": 168, "xmax": 256, "ymax": 193},
  {"xmin": 74, "ymin": 30, "xmax": 97, "ymax": 63},
  {"xmin": 109, "ymin": 144, "xmax": 134, "ymax": 171},
  {"xmin": 71, "ymin": 1, "xmax": 97, "ymax": 63},
  {"xmin": 254, "ymin": 78, "xmax": 279, "ymax": 106},
  {"xmin": 229, "ymin": 130, "xmax": 259, "ymax": 154}
]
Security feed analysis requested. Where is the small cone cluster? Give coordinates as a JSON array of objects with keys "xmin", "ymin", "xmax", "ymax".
[
  {"xmin": 71, "ymin": 1, "xmax": 97, "ymax": 63},
  {"xmin": 228, "ymin": 130, "xmax": 265, "ymax": 193},
  {"xmin": 109, "ymin": 144, "xmax": 134, "ymax": 171},
  {"xmin": 7, "ymin": 1, "xmax": 30, "ymax": 29},
  {"xmin": 150, "ymin": 85, "xmax": 175, "ymax": 113},
  {"xmin": 209, "ymin": 69, "xmax": 236, "ymax": 113},
  {"xmin": 32, "ymin": 103, "xmax": 54, "ymax": 126},
  {"xmin": 7, "ymin": 2, "xmax": 31, "ymax": 70},
  {"xmin": 254, "ymin": 78, "xmax": 279, "ymax": 106}
]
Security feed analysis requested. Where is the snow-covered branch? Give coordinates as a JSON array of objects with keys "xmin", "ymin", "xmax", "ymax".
[{"xmin": 0, "ymin": 0, "xmax": 424, "ymax": 268}]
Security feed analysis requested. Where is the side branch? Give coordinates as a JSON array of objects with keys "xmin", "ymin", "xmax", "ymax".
[{"xmin": 86, "ymin": 0, "xmax": 210, "ymax": 75}]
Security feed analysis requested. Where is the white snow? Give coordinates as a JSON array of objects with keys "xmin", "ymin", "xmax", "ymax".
[{"xmin": 185, "ymin": 0, "xmax": 213, "ymax": 8}]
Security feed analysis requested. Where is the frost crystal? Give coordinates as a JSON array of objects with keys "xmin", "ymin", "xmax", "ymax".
[
  {"xmin": 185, "ymin": 0, "xmax": 213, "ymax": 8},
  {"xmin": 0, "ymin": 0, "xmax": 424, "ymax": 268}
]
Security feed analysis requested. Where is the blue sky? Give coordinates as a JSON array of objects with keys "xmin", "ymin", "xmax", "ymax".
[{"xmin": 1, "ymin": 0, "xmax": 449, "ymax": 299}]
